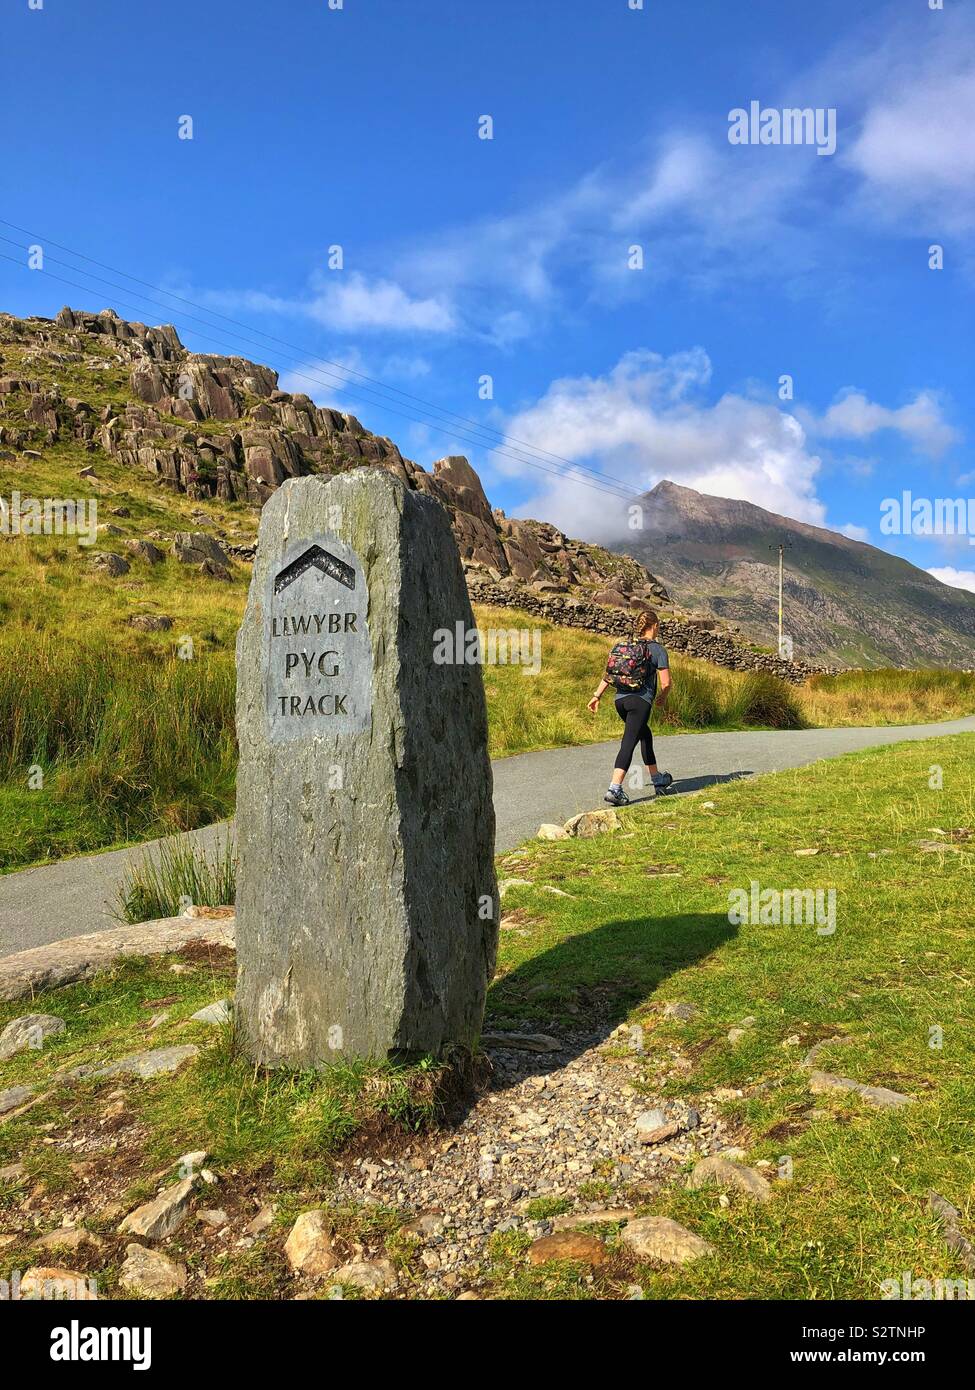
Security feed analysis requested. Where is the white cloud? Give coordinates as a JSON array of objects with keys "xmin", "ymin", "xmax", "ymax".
[
  {"xmin": 188, "ymin": 18, "xmax": 975, "ymax": 348},
  {"xmin": 810, "ymin": 390, "xmax": 958, "ymax": 458},
  {"xmin": 500, "ymin": 348, "xmax": 828, "ymax": 540},
  {"xmin": 200, "ymin": 272, "xmax": 455, "ymax": 336},
  {"xmin": 500, "ymin": 351, "xmax": 954, "ymax": 543},
  {"xmin": 306, "ymin": 272, "xmax": 455, "ymax": 334},
  {"xmin": 927, "ymin": 566, "xmax": 975, "ymax": 593},
  {"xmin": 847, "ymin": 67, "xmax": 975, "ymax": 230}
]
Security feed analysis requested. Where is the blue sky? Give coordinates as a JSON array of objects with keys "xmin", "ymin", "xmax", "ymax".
[{"xmin": 2, "ymin": 0, "xmax": 973, "ymax": 587}]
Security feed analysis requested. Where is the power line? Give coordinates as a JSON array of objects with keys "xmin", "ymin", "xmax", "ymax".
[
  {"xmin": 0, "ymin": 247, "xmax": 639, "ymax": 504},
  {"xmin": 0, "ymin": 217, "xmax": 640, "ymax": 501}
]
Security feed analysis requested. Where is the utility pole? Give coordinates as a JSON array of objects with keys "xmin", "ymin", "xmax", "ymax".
[{"xmin": 769, "ymin": 541, "xmax": 792, "ymax": 656}]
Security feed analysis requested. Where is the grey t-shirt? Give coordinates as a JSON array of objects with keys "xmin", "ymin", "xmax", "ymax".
[{"xmin": 624, "ymin": 640, "xmax": 669, "ymax": 704}]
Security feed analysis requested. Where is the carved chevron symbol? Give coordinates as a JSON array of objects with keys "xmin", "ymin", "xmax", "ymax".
[{"xmin": 274, "ymin": 545, "xmax": 356, "ymax": 595}]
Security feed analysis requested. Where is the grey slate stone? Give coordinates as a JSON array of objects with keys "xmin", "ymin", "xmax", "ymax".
[
  {"xmin": 234, "ymin": 469, "xmax": 498, "ymax": 1065},
  {"xmin": 190, "ymin": 999, "xmax": 233, "ymax": 1025},
  {"xmin": 0, "ymin": 1084, "xmax": 34, "ymax": 1115},
  {"xmin": 69, "ymin": 1044, "xmax": 199, "ymax": 1082},
  {"xmin": 808, "ymin": 1069, "xmax": 915, "ymax": 1108},
  {"xmin": 119, "ymin": 1180, "xmax": 195, "ymax": 1240},
  {"xmin": 687, "ymin": 1154, "xmax": 772, "ymax": 1202},
  {"xmin": 171, "ymin": 531, "xmax": 229, "ymax": 567},
  {"xmin": 0, "ymin": 1013, "xmax": 66, "ymax": 1060}
]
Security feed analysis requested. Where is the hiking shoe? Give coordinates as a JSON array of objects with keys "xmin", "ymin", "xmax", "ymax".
[
  {"xmin": 604, "ymin": 785, "xmax": 629, "ymax": 806},
  {"xmin": 651, "ymin": 771, "xmax": 674, "ymax": 792}
]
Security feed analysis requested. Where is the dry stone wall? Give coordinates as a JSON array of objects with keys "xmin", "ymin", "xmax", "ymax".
[{"xmin": 465, "ymin": 578, "xmax": 834, "ymax": 684}]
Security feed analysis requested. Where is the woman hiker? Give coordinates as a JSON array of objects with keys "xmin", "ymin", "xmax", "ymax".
[{"xmin": 587, "ymin": 608, "xmax": 674, "ymax": 806}]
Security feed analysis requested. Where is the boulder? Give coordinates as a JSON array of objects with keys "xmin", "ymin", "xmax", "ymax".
[
  {"xmin": 171, "ymin": 532, "xmax": 230, "ymax": 567},
  {"xmin": 808, "ymin": 1070, "xmax": 915, "ymax": 1108},
  {"xmin": 536, "ymin": 823, "xmax": 570, "ymax": 840},
  {"xmin": 124, "ymin": 539, "xmax": 165, "ymax": 565},
  {"xmin": 120, "ymin": 1243, "xmax": 188, "ymax": 1298},
  {"xmin": 190, "ymin": 999, "xmax": 233, "ymax": 1025},
  {"xmin": 0, "ymin": 1084, "xmax": 34, "ymax": 1115},
  {"xmin": 126, "ymin": 614, "xmax": 173, "ymax": 632},
  {"xmin": 327, "ymin": 1259, "xmax": 398, "ymax": 1293},
  {"xmin": 686, "ymin": 1155, "xmax": 771, "ymax": 1202},
  {"xmin": 592, "ymin": 588, "xmax": 630, "ymax": 609},
  {"xmin": 119, "ymin": 1179, "xmax": 195, "ymax": 1240},
  {"xmin": 89, "ymin": 551, "xmax": 130, "ymax": 578},
  {"xmin": 284, "ymin": 1210, "xmax": 340, "ymax": 1276},
  {"xmin": 563, "ymin": 809, "xmax": 620, "ymax": 838},
  {"xmin": 32, "ymin": 1226, "xmax": 102, "ymax": 1254},
  {"xmin": 19, "ymin": 1267, "xmax": 96, "ymax": 1300},
  {"xmin": 621, "ymin": 1216, "xmax": 715, "ymax": 1264},
  {"xmin": 78, "ymin": 1044, "xmax": 199, "ymax": 1081}
]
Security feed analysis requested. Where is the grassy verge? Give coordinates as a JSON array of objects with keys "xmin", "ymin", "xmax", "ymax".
[
  {"xmin": 6, "ymin": 592, "xmax": 973, "ymax": 871},
  {"xmin": 1, "ymin": 732, "xmax": 972, "ymax": 1299},
  {"xmin": 485, "ymin": 730, "xmax": 975, "ymax": 1298}
]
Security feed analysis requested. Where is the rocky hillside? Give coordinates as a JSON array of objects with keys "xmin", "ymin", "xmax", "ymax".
[
  {"xmin": 617, "ymin": 481, "xmax": 975, "ymax": 669},
  {"xmin": 0, "ymin": 307, "xmax": 669, "ymax": 613}
]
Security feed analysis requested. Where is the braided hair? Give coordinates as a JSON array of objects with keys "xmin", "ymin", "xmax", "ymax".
[{"xmin": 632, "ymin": 608, "xmax": 659, "ymax": 641}]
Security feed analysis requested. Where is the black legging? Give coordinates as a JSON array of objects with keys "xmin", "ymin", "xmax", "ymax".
[{"xmin": 614, "ymin": 694, "xmax": 655, "ymax": 772}]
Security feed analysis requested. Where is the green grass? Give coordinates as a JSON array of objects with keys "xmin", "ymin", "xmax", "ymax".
[
  {"xmin": 2, "ymin": 457, "xmax": 974, "ymax": 876},
  {"xmin": 3, "ymin": 596, "xmax": 973, "ymax": 871},
  {"xmin": 484, "ymin": 730, "xmax": 975, "ymax": 1299},
  {"xmin": 803, "ymin": 666, "xmax": 975, "ymax": 727},
  {"xmin": 0, "ymin": 630, "xmax": 237, "ymax": 869},
  {"xmin": 115, "ymin": 834, "xmax": 237, "ymax": 923},
  {"xmin": 1, "ymin": 732, "xmax": 973, "ymax": 1300}
]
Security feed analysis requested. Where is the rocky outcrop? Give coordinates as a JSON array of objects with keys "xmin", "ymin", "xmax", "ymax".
[
  {"xmin": 0, "ymin": 308, "xmax": 672, "ymax": 615},
  {"xmin": 0, "ymin": 913, "xmax": 235, "ymax": 1003}
]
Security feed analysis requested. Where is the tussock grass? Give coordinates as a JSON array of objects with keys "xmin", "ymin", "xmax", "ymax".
[
  {"xmin": 802, "ymin": 666, "xmax": 975, "ymax": 727},
  {"xmin": 0, "ymin": 632, "xmax": 237, "ymax": 870},
  {"xmin": 115, "ymin": 833, "xmax": 237, "ymax": 923},
  {"xmin": 478, "ymin": 605, "xmax": 807, "ymax": 756}
]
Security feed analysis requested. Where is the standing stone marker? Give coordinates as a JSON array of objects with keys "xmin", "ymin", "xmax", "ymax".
[{"xmin": 235, "ymin": 468, "xmax": 498, "ymax": 1067}]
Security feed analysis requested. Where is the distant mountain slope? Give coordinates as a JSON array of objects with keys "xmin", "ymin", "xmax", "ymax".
[{"xmin": 617, "ymin": 480, "xmax": 975, "ymax": 668}]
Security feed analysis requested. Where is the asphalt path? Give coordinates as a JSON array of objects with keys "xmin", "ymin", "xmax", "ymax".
[{"xmin": 2, "ymin": 715, "xmax": 972, "ymax": 957}]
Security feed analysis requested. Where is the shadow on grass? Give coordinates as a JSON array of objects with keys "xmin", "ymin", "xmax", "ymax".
[{"xmin": 481, "ymin": 910, "xmax": 735, "ymax": 1094}]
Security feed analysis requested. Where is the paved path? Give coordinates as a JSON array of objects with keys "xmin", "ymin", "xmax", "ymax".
[{"xmin": 2, "ymin": 716, "xmax": 973, "ymax": 958}]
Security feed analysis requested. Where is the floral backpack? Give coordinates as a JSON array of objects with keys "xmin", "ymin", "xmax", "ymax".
[{"xmin": 605, "ymin": 639, "xmax": 653, "ymax": 692}]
